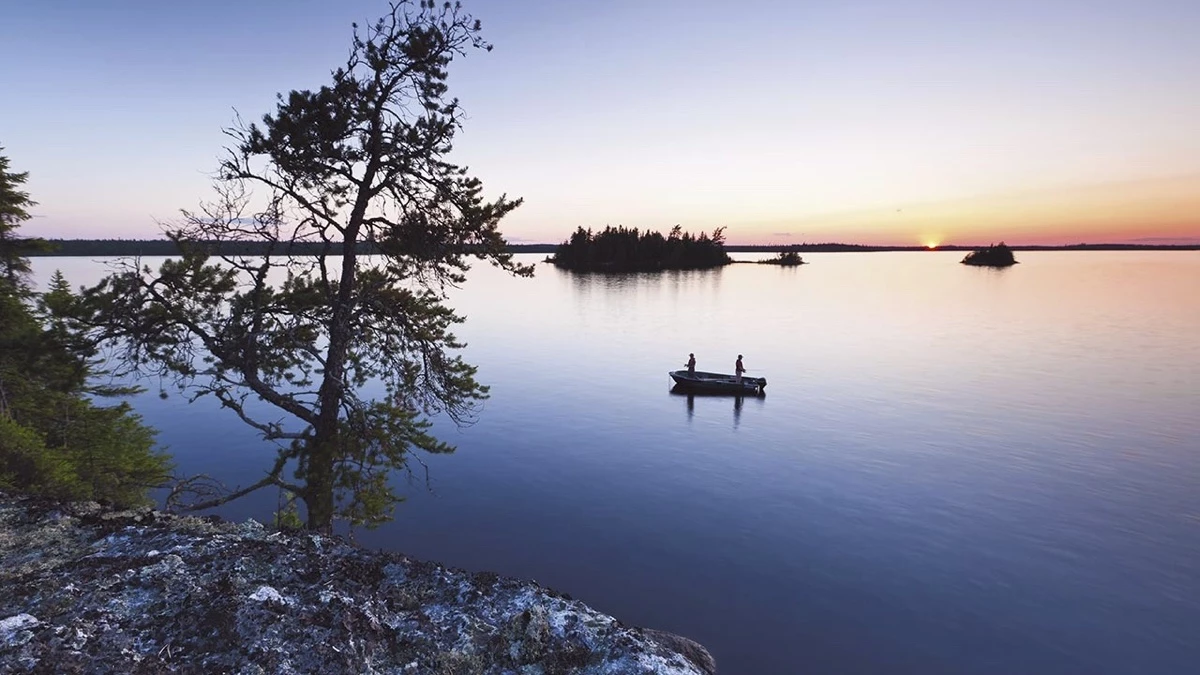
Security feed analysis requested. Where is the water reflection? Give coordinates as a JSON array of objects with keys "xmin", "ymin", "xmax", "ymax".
[
  {"xmin": 558, "ymin": 264, "xmax": 727, "ymax": 297},
  {"xmin": 28, "ymin": 252, "xmax": 1200, "ymax": 675},
  {"xmin": 670, "ymin": 384, "xmax": 764, "ymax": 428}
]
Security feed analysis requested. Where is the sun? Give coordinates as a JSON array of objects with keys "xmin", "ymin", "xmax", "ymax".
[{"xmin": 924, "ymin": 239, "xmax": 941, "ymax": 250}]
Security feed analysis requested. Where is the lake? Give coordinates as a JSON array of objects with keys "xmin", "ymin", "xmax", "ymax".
[{"xmin": 32, "ymin": 251, "xmax": 1200, "ymax": 674}]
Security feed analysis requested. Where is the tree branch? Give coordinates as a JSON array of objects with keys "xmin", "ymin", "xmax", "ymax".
[{"xmin": 164, "ymin": 453, "xmax": 294, "ymax": 513}]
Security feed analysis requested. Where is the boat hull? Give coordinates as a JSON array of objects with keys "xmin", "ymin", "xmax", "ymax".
[{"xmin": 669, "ymin": 370, "xmax": 766, "ymax": 395}]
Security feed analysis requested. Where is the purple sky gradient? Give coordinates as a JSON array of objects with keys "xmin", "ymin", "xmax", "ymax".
[{"xmin": 3, "ymin": 0, "xmax": 1198, "ymax": 245}]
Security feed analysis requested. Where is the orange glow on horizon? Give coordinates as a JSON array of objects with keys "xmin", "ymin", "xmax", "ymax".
[{"xmin": 716, "ymin": 174, "xmax": 1200, "ymax": 247}]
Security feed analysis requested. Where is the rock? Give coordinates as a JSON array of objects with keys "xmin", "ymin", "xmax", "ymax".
[
  {"xmin": 0, "ymin": 494, "xmax": 715, "ymax": 673},
  {"xmin": 247, "ymin": 585, "xmax": 292, "ymax": 606},
  {"xmin": 643, "ymin": 629, "xmax": 718, "ymax": 675},
  {"xmin": 0, "ymin": 614, "xmax": 39, "ymax": 648}
]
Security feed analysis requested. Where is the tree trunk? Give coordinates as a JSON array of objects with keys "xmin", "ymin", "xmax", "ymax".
[
  {"xmin": 303, "ymin": 436, "xmax": 336, "ymax": 532},
  {"xmin": 302, "ymin": 119, "xmax": 382, "ymax": 532},
  {"xmin": 304, "ymin": 242, "xmax": 357, "ymax": 532},
  {"xmin": 306, "ymin": 259, "xmax": 355, "ymax": 532}
]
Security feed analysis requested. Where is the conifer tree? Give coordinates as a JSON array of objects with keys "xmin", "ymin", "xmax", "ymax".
[
  {"xmin": 0, "ymin": 148, "xmax": 170, "ymax": 506},
  {"xmin": 86, "ymin": 1, "xmax": 528, "ymax": 530}
]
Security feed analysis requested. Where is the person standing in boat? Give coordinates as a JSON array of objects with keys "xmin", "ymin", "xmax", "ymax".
[
  {"xmin": 735, "ymin": 354, "xmax": 745, "ymax": 383},
  {"xmin": 686, "ymin": 353, "xmax": 696, "ymax": 374}
]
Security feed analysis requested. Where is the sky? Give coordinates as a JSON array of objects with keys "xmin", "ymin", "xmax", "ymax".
[{"xmin": 2, "ymin": 0, "xmax": 1198, "ymax": 246}]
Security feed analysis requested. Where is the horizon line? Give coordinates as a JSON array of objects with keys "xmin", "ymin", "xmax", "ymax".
[{"xmin": 26, "ymin": 237, "xmax": 1200, "ymax": 253}]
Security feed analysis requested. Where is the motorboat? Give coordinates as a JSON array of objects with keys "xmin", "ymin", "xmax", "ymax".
[{"xmin": 668, "ymin": 370, "xmax": 766, "ymax": 395}]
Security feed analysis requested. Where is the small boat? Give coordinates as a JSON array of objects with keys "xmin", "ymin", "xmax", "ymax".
[{"xmin": 669, "ymin": 370, "xmax": 766, "ymax": 395}]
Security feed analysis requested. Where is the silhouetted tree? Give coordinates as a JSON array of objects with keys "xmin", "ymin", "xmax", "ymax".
[
  {"xmin": 85, "ymin": 1, "xmax": 529, "ymax": 531},
  {"xmin": 759, "ymin": 246, "xmax": 804, "ymax": 266},
  {"xmin": 0, "ymin": 146, "xmax": 48, "ymax": 292},
  {"xmin": 551, "ymin": 225, "xmax": 731, "ymax": 272},
  {"xmin": 961, "ymin": 242, "xmax": 1017, "ymax": 267}
]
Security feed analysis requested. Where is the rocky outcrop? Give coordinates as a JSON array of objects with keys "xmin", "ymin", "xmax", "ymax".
[{"xmin": 0, "ymin": 496, "xmax": 715, "ymax": 674}]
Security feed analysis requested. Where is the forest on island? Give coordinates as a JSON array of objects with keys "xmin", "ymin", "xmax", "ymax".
[{"xmin": 550, "ymin": 225, "xmax": 732, "ymax": 272}]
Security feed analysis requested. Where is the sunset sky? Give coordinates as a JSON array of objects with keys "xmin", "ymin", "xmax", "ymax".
[{"xmin": 2, "ymin": 0, "xmax": 1197, "ymax": 246}]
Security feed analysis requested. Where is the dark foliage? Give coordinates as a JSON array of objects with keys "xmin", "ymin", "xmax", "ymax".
[
  {"xmin": 550, "ymin": 225, "xmax": 731, "ymax": 272},
  {"xmin": 962, "ymin": 242, "xmax": 1018, "ymax": 267},
  {"xmin": 0, "ymin": 148, "xmax": 171, "ymax": 507},
  {"xmin": 83, "ymin": 1, "xmax": 528, "ymax": 531},
  {"xmin": 0, "ymin": 146, "xmax": 51, "ymax": 292},
  {"xmin": 758, "ymin": 247, "xmax": 804, "ymax": 266}
]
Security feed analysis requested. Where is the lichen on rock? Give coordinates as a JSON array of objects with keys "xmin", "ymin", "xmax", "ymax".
[{"xmin": 0, "ymin": 495, "xmax": 715, "ymax": 674}]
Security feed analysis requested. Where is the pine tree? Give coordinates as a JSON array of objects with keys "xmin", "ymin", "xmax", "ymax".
[
  {"xmin": 85, "ymin": 1, "xmax": 528, "ymax": 530},
  {"xmin": 0, "ymin": 146, "xmax": 49, "ymax": 293},
  {"xmin": 0, "ymin": 147, "xmax": 171, "ymax": 507}
]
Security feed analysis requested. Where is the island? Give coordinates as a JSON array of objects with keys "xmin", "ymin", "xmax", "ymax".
[
  {"xmin": 547, "ymin": 225, "xmax": 731, "ymax": 272},
  {"xmin": 756, "ymin": 249, "xmax": 805, "ymax": 266},
  {"xmin": 961, "ymin": 242, "xmax": 1018, "ymax": 267}
]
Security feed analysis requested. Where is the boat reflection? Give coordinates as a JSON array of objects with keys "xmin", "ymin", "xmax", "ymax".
[{"xmin": 670, "ymin": 384, "xmax": 764, "ymax": 428}]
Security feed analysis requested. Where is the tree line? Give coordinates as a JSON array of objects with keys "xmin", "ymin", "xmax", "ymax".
[
  {"xmin": 30, "ymin": 240, "xmax": 561, "ymax": 257},
  {"xmin": 550, "ymin": 225, "xmax": 732, "ymax": 272}
]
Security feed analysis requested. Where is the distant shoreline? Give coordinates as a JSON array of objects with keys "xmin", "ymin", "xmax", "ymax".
[{"xmin": 25, "ymin": 239, "xmax": 1200, "ymax": 257}]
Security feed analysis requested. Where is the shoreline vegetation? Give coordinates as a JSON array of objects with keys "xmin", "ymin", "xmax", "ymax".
[
  {"xmin": 25, "ymin": 239, "xmax": 1200, "ymax": 257},
  {"xmin": 548, "ymin": 226, "xmax": 731, "ymax": 272},
  {"xmin": 2, "ymin": 148, "xmax": 172, "ymax": 511},
  {"xmin": 962, "ymin": 242, "xmax": 1018, "ymax": 267}
]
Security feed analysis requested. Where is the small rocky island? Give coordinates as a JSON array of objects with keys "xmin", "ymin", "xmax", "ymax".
[
  {"xmin": 756, "ymin": 250, "xmax": 805, "ymax": 266},
  {"xmin": 548, "ymin": 225, "xmax": 731, "ymax": 272},
  {"xmin": 961, "ymin": 242, "xmax": 1018, "ymax": 267},
  {"xmin": 0, "ymin": 495, "xmax": 715, "ymax": 674}
]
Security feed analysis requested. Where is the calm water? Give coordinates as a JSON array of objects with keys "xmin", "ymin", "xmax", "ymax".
[{"xmin": 34, "ymin": 252, "xmax": 1200, "ymax": 674}]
